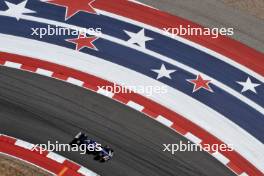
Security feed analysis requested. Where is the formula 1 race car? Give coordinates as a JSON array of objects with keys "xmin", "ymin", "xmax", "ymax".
[{"xmin": 70, "ymin": 132, "xmax": 114, "ymax": 162}]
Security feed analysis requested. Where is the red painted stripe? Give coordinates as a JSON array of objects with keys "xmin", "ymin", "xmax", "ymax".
[
  {"xmin": 0, "ymin": 141, "xmax": 63, "ymax": 174},
  {"xmin": 52, "ymin": 72, "xmax": 69, "ymax": 80},
  {"xmin": 21, "ymin": 65, "xmax": 37, "ymax": 72},
  {"xmin": 0, "ymin": 135, "xmax": 93, "ymax": 176},
  {"xmin": 172, "ymin": 124, "xmax": 188, "ymax": 135},
  {"xmin": 227, "ymin": 162, "xmax": 244, "ymax": 175},
  {"xmin": 0, "ymin": 59, "xmax": 6, "ymax": 65},
  {"xmin": 93, "ymin": 0, "xmax": 264, "ymax": 76},
  {"xmin": 113, "ymin": 94, "xmax": 129, "ymax": 104},
  {"xmin": 0, "ymin": 52, "xmax": 262, "ymax": 175},
  {"xmin": 83, "ymin": 82, "xmax": 99, "ymax": 91},
  {"xmin": 0, "ymin": 135, "xmax": 16, "ymax": 144},
  {"xmin": 63, "ymin": 160, "xmax": 82, "ymax": 171},
  {"xmin": 142, "ymin": 108, "xmax": 158, "ymax": 118}
]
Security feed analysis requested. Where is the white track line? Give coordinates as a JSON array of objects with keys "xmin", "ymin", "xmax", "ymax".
[
  {"xmin": 78, "ymin": 167, "xmax": 99, "ymax": 176},
  {"xmin": 97, "ymin": 88, "xmax": 114, "ymax": 98},
  {"xmin": 156, "ymin": 115, "xmax": 173, "ymax": 127},
  {"xmin": 46, "ymin": 152, "xmax": 66, "ymax": 163},
  {"xmin": 15, "ymin": 140, "xmax": 35, "ymax": 150},
  {"xmin": 212, "ymin": 151, "xmax": 230, "ymax": 165},
  {"xmin": 128, "ymin": 0, "xmax": 158, "ymax": 10},
  {"xmin": 4, "ymin": 61, "xmax": 21, "ymax": 69},
  {"xmin": 127, "ymin": 101, "xmax": 144, "ymax": 111},
  {"xmin": 36, "ymin": 68, "xmax": 53, "ymax": 77},
  {"xmin": 185, "ymin": 132, "xmax": 202, "ymax": 144},
  {"xmin": 67, "ymin": 77, "xmax": 84, "ymax": 86}
]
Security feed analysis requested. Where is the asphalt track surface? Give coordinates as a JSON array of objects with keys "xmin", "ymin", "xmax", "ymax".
[{"xmin": 0, "ymin": 67, "xmax": 236, "ymax": 176}]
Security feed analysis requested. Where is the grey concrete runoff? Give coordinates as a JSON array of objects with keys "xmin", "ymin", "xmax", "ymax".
[{"xmin": 138, "ymin": 0, "xmax": 264, "ymax": 53}]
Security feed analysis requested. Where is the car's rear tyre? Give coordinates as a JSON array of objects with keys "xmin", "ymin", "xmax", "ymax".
[{"xmin": 70, "ymin": 139, "xmax": 78, "ymax": 145}]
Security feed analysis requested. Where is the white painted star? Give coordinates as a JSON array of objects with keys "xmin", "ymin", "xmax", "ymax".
[
  {"xmin": 152, "ymin": 64, "xmax": 176, "ymax": 79},
  {"xmin": 124, "ymin": 29, "xmax": 153, "ymax": 48},
  {"xmin": 2, "ymin": 0, "xmax": 35, "ymax": 20},
  {"xmin": 237, "ymin": 77, "xmax": 260, "ymax": 94}
]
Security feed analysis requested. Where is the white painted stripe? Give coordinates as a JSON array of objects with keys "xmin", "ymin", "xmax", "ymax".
[
  {"xmin": 127, "ymin": 101, "xmax": 144, "ymax": 111},
  {"xmin": 4, "ymin": 61, "xmax": 21, "ymax": 69},
  {"xmin": 46, "ymin": 152, "xmax": 66, "ymax": 163},
  {"xmin": 212, "ymin": 151, "xmax": 230, "ymax": 165},
  {"xmin": 128, "ymin": 0, "xmax": 158, "ymax": 10},
  {"xmin": 156, "ymin": 115, "xmax": 173, "ymax": 127},
  {"xmin": 15, "ymin": 140, "xmax": 35, "ymax": 150},
  {"xmin": 185, "ymin": 132, "xmax": 202, "ymax": 144},
  {"xmin": 67, "ymin": 77, "xmax": 84, "ymax": 86},
  {"xmin": 0, "ymin": 152, "xmax": 56, "ymax": 175},
  {"xmin": 1, "ymin": 35, "xmax": 263, "ymax": 172},
  {"xmin": 97, "ymin": 10, "xmax": 264, "ymax": 83},
  {"xmin": 97, "ymin": 88, "xmax": 114, "ymax": 98},
  {"xmin": 36, "ymin": 68, "xmax": 53, "ymax": 77},
  {"xmin": 78, "ymin": 167, "xmax": 99, "ymax": 176},
  {"xmin": 4, "ymin": 12, "xmax": 262, "ymax": 116},
  {"xmin": 239, "ymin": 172, "xmax": 249, "ymax": 176}
]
